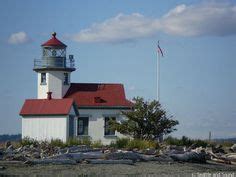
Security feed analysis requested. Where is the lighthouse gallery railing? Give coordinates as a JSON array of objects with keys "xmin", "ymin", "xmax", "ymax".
[{"xmin": 33, "ymin": 58, "xmax": 75, "ymax": 69}]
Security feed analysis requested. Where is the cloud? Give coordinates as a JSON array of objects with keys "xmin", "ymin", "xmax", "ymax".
[
  {"xmin": 70, "ymin": 2, "xmax": 236, "ymax": 43},
  {"xmin": 128, "ymin": 86, "xmax": 136, "ymax": 91},
  {"xmin": 8, "ymin": 32, "xmax": 31, "ymax": 44},
  {"xmin": 159, "ymin": 2, "xmax": 236, "ymax": 36},
  {"xmin": 72, "ymin": 13, "xmax": 159, "ymax": 43}
]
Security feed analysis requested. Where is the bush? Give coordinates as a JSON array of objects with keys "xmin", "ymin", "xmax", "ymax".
[
  {"xmin": 79, "ymin": 136, "xmax": 92, "ymax": 146},
  {"xmin": 127, "ymin": 139, "xmax": 157, "ymax": 150},
  {"xmin": 164, "ymin": 136, "xmax": 208, "ymax": 147},
  {"xmin": 115, "ymin": 138, "xmax": 130, "ymax": 149},
  {"xmin": 110, "ymin": 138, "xmax": 158, "ymax": 150},
  {"xmin": 92, "ymin": 140, "xmax": 103, "ymax": 148},
  {"xmin": 50, "ymin": 139, "xmax": 65, "ymax": 147},
  {"xmin": 66, "ymin": 137, "xmax": 92, "ymax": 146},
  {"xmin": 20, "ymin": 137, "xmax": 38, "ymax": 146}
]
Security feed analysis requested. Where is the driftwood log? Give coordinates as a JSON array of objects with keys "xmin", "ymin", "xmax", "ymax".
[
  {"xmin": 87, "ymin": 159, "xmax": 134, "ymax": 165},
  {"xmin": 170, "ymin": 151, "xmax": 206, "ymax": 163}
]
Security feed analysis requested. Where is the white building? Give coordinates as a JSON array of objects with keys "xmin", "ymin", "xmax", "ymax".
[{"xmin": 20, "ymin": 32, "xmax": 132, "ymax": 144}]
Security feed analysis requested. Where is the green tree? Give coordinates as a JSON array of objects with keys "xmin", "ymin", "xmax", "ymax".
[{"xmin": 110, "ymin": 97, "xmax": 179, "ymax": 140}]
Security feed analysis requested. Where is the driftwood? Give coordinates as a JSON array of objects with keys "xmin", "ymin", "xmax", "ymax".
[
  {"xmin": 48, "ymin": 151, "xmax": 105, "ymax": 162},
  {"xmin": 87, "ymin": 159, "xmax": 134, "ymax": 165},
  {"xmin": 170, "ymin": 151, "xmax": 206, "ymax": 163},
  {"xmin": 0, "ymin": 166, "xmax": 6, "ymax": 170},
  {"xmin": 24, "ymin": 159, "xmax": 77, "ymax": 165},
  {"xmin": 105, "ymin": 152, "xmax": 147, "ymax": 162},
  {"xmin": 230, "ymin": 144, "xmax": 236, "ymax": 152},
  {"xmin": 59, "ymin": 146, "xmax": 98, "ymax": 154},
  {"xmin": 211, "ymin": 158, "xmax": 231, "ymax": 165}
]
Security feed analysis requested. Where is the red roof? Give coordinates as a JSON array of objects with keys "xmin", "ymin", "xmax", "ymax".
[
  {"xmin": 20, "ymin": 98, "xmax": 74, "ymax": 116},
  {"xmin": 64, "ymin": 83, "xmax": 133, "ymax": 108},
  {"xmin": 41, "ymin": 32, "xmax": 67, "ymax": 47}
]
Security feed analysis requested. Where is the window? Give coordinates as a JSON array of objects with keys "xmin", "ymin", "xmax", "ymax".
[
  {"xmin": 64, "ymin": 73, "xmax": 69, "ymax": 85},
  {"xmin": 78, "ymin": 117, "xmax": 89, "ymax": 135},
  {"xmin": 40, "ymin": 73, "xmax": 46, "ymax": 85},
  {"xmin": 104, "ymin": 117, "xmax": 116, "ymax": 136}
]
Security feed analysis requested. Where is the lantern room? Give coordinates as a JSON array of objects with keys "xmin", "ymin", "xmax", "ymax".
[{"xmin": 34, "ymin": 32, "xmax": 75, "ymax": 72}]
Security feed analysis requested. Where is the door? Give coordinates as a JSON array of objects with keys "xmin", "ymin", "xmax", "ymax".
[{"xmin": 69, "ymin": 116, "xmax": 74, "ymax": 137}]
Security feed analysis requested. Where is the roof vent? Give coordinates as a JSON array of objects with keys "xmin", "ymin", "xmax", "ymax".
[
  {"xmin": 47, "ymin": 92, "xmax": 52, "ymax": 100},
  {"xmin": 98, "ymin": 84, "xmax": 105, "ymax": 90},
  {"xmin": 94, "ymin": 97, "xmax": 106, "ymax": 103}
]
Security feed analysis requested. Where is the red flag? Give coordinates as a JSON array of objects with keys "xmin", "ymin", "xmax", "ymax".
[{"xmin": 157, "ymin": 41, "xmax": 164, "ymax": 57}]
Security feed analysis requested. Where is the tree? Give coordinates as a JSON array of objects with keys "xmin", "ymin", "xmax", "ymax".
[{"xmin": 110, "ymin": 97, "xmax": 179, "ymax": 140}]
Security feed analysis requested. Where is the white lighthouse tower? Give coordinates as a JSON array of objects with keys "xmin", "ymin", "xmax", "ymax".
[{"xmin": 33, "ymin": 32, "xmax": 75, "ymax": 99}]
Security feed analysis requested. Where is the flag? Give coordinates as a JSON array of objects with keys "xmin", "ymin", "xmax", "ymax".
[{"xmin": 157, "ymin": 41, "xmax": 164, "ymax": 57}]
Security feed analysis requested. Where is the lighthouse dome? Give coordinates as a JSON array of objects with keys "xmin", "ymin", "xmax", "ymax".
[{"xmin": 41, "ymin": 32, "xmax": 67, "ymax": 48}]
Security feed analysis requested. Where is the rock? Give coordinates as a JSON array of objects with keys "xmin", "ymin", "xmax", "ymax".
[{"xmin": 230, "ymin": 144, "xmax": 236, "ymax": 152}]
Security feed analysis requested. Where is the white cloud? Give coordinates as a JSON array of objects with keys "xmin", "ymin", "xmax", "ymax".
[
  {"xmin": 159, "ymin": 2, "xmax": 236, "ymax": 36},
  {"xmin": 70, "ymin": 2, "xmax": 236, "ymax": 43},
  {"xmin": 8, "ymin": 32, "xmax": 31, "ymax": 44},
  {"xmin": 72, "ymin": 13, "xmax": 159, "ymax": 43}
]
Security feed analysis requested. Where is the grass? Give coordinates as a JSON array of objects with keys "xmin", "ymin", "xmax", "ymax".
[
  {"xmin": 110, "ymin": 138, "xmax": 158, "ymax": 150},
  {"xmin": 3, "ymin": 136, "xmax": 233, "ymax": 150},
  {"xmin": 18, "ymin": 137, "xmax": 93, "ymax": 148},
  {"xmin": 164, "ymin": 136, "xmax": 208, "ymax": 147}
]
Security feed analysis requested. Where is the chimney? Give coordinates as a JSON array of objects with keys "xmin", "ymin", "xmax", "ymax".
[{"xmin": 47, "ymin": 92, "xmax": 52, "ymax": 100}]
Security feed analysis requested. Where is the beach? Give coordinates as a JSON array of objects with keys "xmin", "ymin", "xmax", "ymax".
[{"xmin": 0, "ymin": 161, "xmax": 236, "ymax": 177}]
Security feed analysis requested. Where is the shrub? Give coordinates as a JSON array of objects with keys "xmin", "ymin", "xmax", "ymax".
[
  {"xmin": 115, "ymin": 138, "xmax": 130, "ymax": 149},
  {"xmin": 66, "ymin": 138, "xmax": 80, "ymax": 146},
  {"xmin": 164, "ymin": 136, "xmax": 208, "ymax": 147},
  {"xmin": 80, "ymin": 136, "xmax": 92, "ymax": 146},
  {"xmin": 20, "ymin": 137, "xmax": 38, "ymax": 146},
  {"xmin": 92, "ymin": 140, "xmax": 103, "ymax": 148},
  {"xmin": 50, "ymin": 139, "xmax": 65, "ymax": 147},
  {"xmin": 66, "ymin": 137, "xmax": 92, "ymax": 146},
  {"xmin": 127, "ymin": 139, "xmax": 157, "ymax": 150}
]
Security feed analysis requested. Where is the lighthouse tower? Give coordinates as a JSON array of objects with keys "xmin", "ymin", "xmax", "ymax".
[{"xmin": 33, "ymin": 32, "xmax": 75, "ymax": 99}]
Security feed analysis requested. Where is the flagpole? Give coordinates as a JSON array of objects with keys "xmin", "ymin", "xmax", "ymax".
[
  {"xmin": 157, "ymin": 42, "xmax": 160, "ymax": 102},
  {"xmin": 157, "ymin": 49, "xmax": 160, "ymax": 102}
]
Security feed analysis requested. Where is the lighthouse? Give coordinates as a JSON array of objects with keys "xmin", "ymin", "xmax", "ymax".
[
  {"xmin": 20, "ymin": 32, "xmax": 133, "ymax": 144},
  {"xmin": 33, "ymin": 32, "xmax": 75, "ymax": 99}
]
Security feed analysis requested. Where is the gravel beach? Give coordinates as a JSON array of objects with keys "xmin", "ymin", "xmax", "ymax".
[{"xmin": 0, "ymin": 161, "xmax": 236, "ymax": 177}]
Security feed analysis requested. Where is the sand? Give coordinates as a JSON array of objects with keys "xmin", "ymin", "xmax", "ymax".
[{"xmin": 0, "ymin": 161, "xmax": 236, "ymax": 177}]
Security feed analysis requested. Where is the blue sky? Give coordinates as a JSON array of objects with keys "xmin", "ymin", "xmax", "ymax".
[{"xmin": 0, "ymin": 0, "xmax": 236, "ymax": 139}]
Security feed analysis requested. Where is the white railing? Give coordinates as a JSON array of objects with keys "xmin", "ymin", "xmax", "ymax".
[{"xmin": 34, "ymin": 58, "xmax": 75, "ymax": 69}]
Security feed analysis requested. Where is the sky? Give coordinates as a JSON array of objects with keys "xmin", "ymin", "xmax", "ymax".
[{"xmin": 0, "ymin": 0, "xmax": 236, "ymax": 139}]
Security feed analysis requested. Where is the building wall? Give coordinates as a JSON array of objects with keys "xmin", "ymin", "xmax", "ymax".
[
  {"xmin": 22, "ymin": 116, "xmax": 68, "ymax": 142},
  {"xmin": 37, "ymin": 71, "xmax": 70, "ymax": 99},
  {"xmin": 22, "ymin": 107, "xmax": 77, "ymax": 142},
  {"xmin": 78, "ymin": 109, "xmax": 128, "ymax": 145}
]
